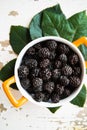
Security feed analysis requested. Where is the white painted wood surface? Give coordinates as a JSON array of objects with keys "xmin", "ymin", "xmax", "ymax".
[{"xmin": 0, "ymin": 0, "xmax": 87, "ymax": 129}]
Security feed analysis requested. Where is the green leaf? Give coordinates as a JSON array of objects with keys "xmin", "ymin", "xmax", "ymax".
[
  {"xmin": 29, "ymin": 13, "xmax": 43, "ymax": 40},
  {"xmin": 10, "ymin": 26, "xmax": 31, "ymax": 54},
  {"xmin": 70, "ymin": 85, "xmax": 87, "ymax": 107},
  {"xmin": 0, "ymin": 59, "xmax": 16, "ymax": 81},
  {"xmin": 48, "ymin": 106, "xmax": 61, "ymax": 113},
  {"xmin": 42, "ymin": 10, "xmax": 74, "ymax": 41},
  {"xmin": 68, "ymin": 11, "xmax": 87, "ymax": 41},
  {"xmin": 78, "ymin": 44, "xmax": 87, "ymax": 60}
]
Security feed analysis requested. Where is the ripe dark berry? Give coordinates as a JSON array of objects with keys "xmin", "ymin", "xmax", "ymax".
[
  {"xmin": 18, "ymin": 65, "xmax": 29, "ymax": 78},
  {"xmin": 34, "ymin": 92, "xmax": 45, "ymax": 102},
  {"xmin": 60, "ymin": 76, "xmax": 69, "ymax": 86},
  {"xmin": 40, "ymin": 68, "xmax": 52, "ymax": 81},
  {"xmin": 55, "ymin": 84, "xmax": 64, "ymax": 95},
  {"xmin": 55, "ymin": 60, "xmax": 62, "ymax": 68},
  {"xmin": 62, "ymin": 65, "xmax": 72, "ymax": 76},
  {"xmin": 43, "ymin": 92, "xmax": 50, "ymax": 102},
  {"xmin": 40, "ymin": 59, "xmax": 50, "ymax": 68},
  {"xmin": 25, "ymin": 59, "xmax": 38, "ymax": 68},
  {"xmin": 69, "ymin": 54, "xmax": 79, "ymax": 65},
  {"xmin": 38, "ymin": 47, "xmax": 50, "ymax": 58},
  {"xmin": 51, "ymin": 93, "xmax": 60, "ymax": 103},
  {"xmin": 21, "ymin": 78, "xmax": 30, "ymax": 90},
  {"xmin": 73, "ymin": 67, "xmax": 81, "ymax": 76},
  {"xmin": 62, "ymin": 88, "xmax": 71, "ymax": 98},
  {"xmin": 58, "ymin": 54, "xmax": 67, "ymax": 63},
  {"xmin": 49, "ymin": 51, "xmax": 56, "ymax": 60},
  {"xmin": 26, "ymin": 47, "xmax": 35, "ymax": 55},
  {"xmin": 34, "ymin": 43, "xmax": 41, "ymax": 50},
  {"xmin": 58, "ymin": 43, "xmax": 70, "ymax": 54},
  {"xmin": 43, "ymin": 82, "xmax": 55, "ymax": 94},
  {"xmin": 32, "ymin": 78, "xmax": 43, "ymax": 87},
  {"xmin": 46, "ymin": 40, "xmax": 57, "ymax": 51},
  {"xmin": 52, "ymin": 69, "xmax": 61, "ymax": 80},
  {"xmin": 69, "ymin": 76, "xmax": 81, "ymax": 88},
  {"xmin": 30, "ymin": 68, "xmax": 40, "ymax": 78}
]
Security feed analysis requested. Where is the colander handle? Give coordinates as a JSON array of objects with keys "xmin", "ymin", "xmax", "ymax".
[
  {"xmin": 73, "ymin": 36, "xmax": 87, "ymax": 68},
  {"xmin": 2, "ymin": 76, "xmax": 28, "ymax": 108}
]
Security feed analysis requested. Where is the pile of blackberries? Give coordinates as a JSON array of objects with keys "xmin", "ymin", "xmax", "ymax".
[{"xmin": 18, "ymin": 39, "xmax": 82, "ymax": 103}]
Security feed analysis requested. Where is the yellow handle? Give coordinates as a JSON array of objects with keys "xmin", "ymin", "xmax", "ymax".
[
  {"xmin": 2, "ymin": 76, "xmax": 28, "ymax": 108},
  {"xmin": 73, "ymin": 36, "xmax": 87, "ymax": 68}
]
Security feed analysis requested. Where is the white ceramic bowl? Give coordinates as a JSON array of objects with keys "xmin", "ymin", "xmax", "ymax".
[{"xmin": 15, "ymin": 36, "xmax": 85, "ymax": 107}]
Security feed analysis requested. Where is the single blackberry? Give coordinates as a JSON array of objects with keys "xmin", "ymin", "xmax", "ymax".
[
  {"xmin": 30, "ymin": 68, "xmax": 40, "ymax": 78},
  {"xmin": 25, "ymin": 59, "xmax": 38, "ymax": 69},
  {"xmin": 58, "ymin": 54, "xmax": 67, "ymax": 63},
  {"xmin": 43, "ymin": 82, "xmax": 55, "ymax": 94},
  {"xmin": 34, "ymin": 43, "xmax": 41, "ymax": 50},
  {"xmin": 73, "ymin": 67, "xmax": 81, "ymax": 76},
  {"xmin": 38, "ymin": 47, "xmax": 50, "ymax": 58},
  {"xmin": 58, "ymin": 43, "xmax": 70, "ymax": 54},
  {"xmin": 69, "ymin": 54, "xmax": 79, "ymax": 65},
  {"xmin": 39, "ymin": 68, "xmax": 52, "ymax": 81},
  {"xmin": 55, "ymin": 84, "xmax": 64, "ymax": 95},
  {"xmin": 60, "ymin": 76, "xmax": 69, "ymax": 86},
  {"xmin": 49, "ymin": 51, "xmax": 56, "ymax": 60},
  {"xmin": 26, "ymin": 47, "xmax": 35, "ymax": 55},
  {"xmin": 55, "ymin": 60, "xmax": 62, "ymax": 68},
  {"xmin": 62, "ymin": 65, "xmax": 72, "ymax": 76},
  {"xmin": 51, "ymin": 93, "xmax": 60, "ymax": 103},
  {"xmin": 34, "ymin": 92, "xmax": 45, "ymax": 102},
  {"xmin": 46, "ymin": 40, "xmax": 57, "ymax": 51},
  {"xmin": 32, "ymin": 78, "xmax": 43, "ymax": 87},
  {"xmin": 62, "ymin": 88, "xmax": 71, "ymax": 98},
  {"xmin": 43, "ymin": 92, "xmax": 50, "ymax": 102},
  {"xmin": 40, "ymin": 59, "xmax": 50, "ymax": 68},
  {"xmin": 20, "ymin": 78, "xmax": 30, "ymax": 90},
  {"xmin": 69, "ymin": 76, "xmax": 81, "ymax": 88},
  {"xmin": 52, "ymin": 69, "xmax": 61, "ymax": 80},
  {"xmin": 18, "ymin": 65, "xmax": 29, "ymax": 78}
]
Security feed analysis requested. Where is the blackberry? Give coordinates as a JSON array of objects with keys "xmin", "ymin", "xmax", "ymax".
[
  {"xmin": 52, "ymin": 69, "xmax": 61, "ymax": 80},
  {"xmin": 34, "ymin": 43, "xmax": 41, "ymax": 50},
  {"xmin": 49, "ymin": 51, "xmax": 56, "ymax": 60},
  {"xmin": 40, "ymin": 59, "xmax": 50, "ymax": 68},
  {"xmin": 18, "ymin": 65, "xmax": 29, "ymax": 78},
  {"xmin": 62, "ymin": 65, "xmax": 72, "ymax": 76},
  {"xmin": 43, "ymin": 92, "xmax": 50, "ymax": 102},
  {"xmin": 46, "ymin": 40, "xmax": 57, "ymax": 51},
  {"xmin": 39, "ymin": 68, "xmax": 52, "ymax": 81},
  {"xmin": 30, "ymin": 68, "xmax": 40, "ymax": 78},
  {"xmin": 43, "ymin": 82, "xmax": 55, "ymax": 94},
  {"xmin": 51, "ymin": 93, "xmax": 60, "ymax": 103},
  {"xmin": 69, "ymin": 76, "xmax": 81, "ymax": 88},
  {"xmin": 55, "ymin": 60, "xmax": 62, "ymax": 68},
  {"xmin": 25, "ymin": 59, "xmax": 38, "ymax": 69},
  {"xmin": 69, "ymin": 54, "xmax": 79, "ymax": 65},
  {"xmin": 38, "ymin": 47, "xmax": 50, "ymax": 58},
  {"xmin": 26, "ymin": 47, "xmax": 35, "ymax": 55},
  {"xmin": 55, "ymin": 84, "xmax": 64, "ymax": 95},
  {"xmin": 62, "ymin": 88, "xmax": 71, "ymax": 98},
  {"xmin": 20, "ymin": 78, "xmax": 30, "ymax": 90},
  {"xmin": 60, "ymin": 76, "xmax": 69, "ymax": 86},
  {"xmin": 58, "ymin": 43, "xmax": 70, "ymax": 54},
  {"xmin": 34, "ymin": 92, "xmax": 45, "ymax": 102},
  {"xmin": 58, "ymin": 54, "xmax": 67, "ymax": 63},
  {"xmin": 32, "ymin": 78, "xmax": 43, "ymax": 87},
  {"xmin": 73, "ymin": 67, "xmax": 81, "ymax": 76}
]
